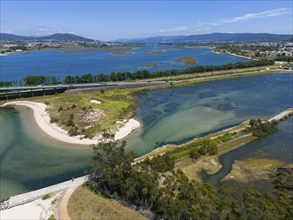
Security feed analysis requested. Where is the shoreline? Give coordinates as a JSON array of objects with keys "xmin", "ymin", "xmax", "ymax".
[{"xmin": 1, "ymin": 101, "xmax": 140, "ymax": 145}]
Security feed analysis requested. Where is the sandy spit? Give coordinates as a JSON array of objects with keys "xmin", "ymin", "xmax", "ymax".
[{"xmin": 1, "ymin": 101, "xmax": 140, "ymax": 145}]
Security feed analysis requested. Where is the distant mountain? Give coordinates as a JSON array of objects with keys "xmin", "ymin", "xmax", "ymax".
[
  {"xmin": 0, "ymin": 33, "xmax": 96, "ymax": 42},
  {"xmin": 117, "ymin": 33, "xmax": 292, "ymax": 43}
]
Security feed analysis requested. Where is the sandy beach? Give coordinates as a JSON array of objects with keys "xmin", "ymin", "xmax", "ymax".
[{"xmin": 1, "ymin": 101, "xmax": 140, "ymax": 145}]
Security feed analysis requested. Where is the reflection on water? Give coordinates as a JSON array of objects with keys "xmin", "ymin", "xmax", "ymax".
[{"xmin": 126, "ymin": 73, "xmax": 293, "ymax": 155}]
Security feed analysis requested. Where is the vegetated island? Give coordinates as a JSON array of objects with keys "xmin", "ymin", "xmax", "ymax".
[
  {"xmin": 143, "ymin": 49, "xmax": 166, "ymax": 53},
  {"xmin": 113, "ymin": 51, "xmax": 134, "ymax": 57},
  {"xmin": 174, "ymin": 56, "xmax": 197, "ymax": 65},
  {"xmin": 141, "ymin": 63, "xmax": 157, "ymax": 69}
]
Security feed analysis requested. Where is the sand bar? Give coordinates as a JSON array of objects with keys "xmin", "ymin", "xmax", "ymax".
[{"xmin": 1, "ymin": 101, "xmax": 140, "ymax": 145}]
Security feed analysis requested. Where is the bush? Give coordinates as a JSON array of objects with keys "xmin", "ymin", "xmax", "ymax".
[
  {"xmin": 71, "ymin": 104, "xmax": 77, "ymax": 109},
  {"xmin": 42, "ymin": 194, "xmax": 51, "ymax": 200},
  {"xmin": 189, "ymin": 149, "xmax": 201, "ymax": 159},
  {"xmin": 58, "ymin": 106, "xmax": 63, "ymax": 112},
  {"xmin": 70, "ymin": 113, "xmax": 74, "ymax": 120},
  {"xmin": 50, "ymin": 117, "xmax": 59, "ymax": 123},
  {"xmin": 68, "ymin": 127, "xmax": 79, "ymax": 136},
  {"xmin": 65, "ymin": 119, "xmax": 75, "ymax": 127},
  {"xmin": 100, "ymin": 89, "xmax": 105, "ymax": 94}
]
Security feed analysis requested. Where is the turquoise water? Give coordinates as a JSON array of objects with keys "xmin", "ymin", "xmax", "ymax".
[
  {"xmin": 0, "ymin": 107, "xmax": 91, "ymax": 200},
  {"xmin": 126, "ymin": 73, "xmax": 293, "ymax": 155},
  {"xmin": 0, "ymin": 46, "xmax": 248, "ymax": 81},
  {"xmin": 0, "ymin": 73, "xmax": 292, "ymax": 200}
]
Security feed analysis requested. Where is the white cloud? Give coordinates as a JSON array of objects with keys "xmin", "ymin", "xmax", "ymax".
[{"xmin": 220, "ymin": 8, "xmax": 290, "ymax": 23}]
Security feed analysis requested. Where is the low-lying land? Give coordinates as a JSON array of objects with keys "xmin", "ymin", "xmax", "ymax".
[
  {"xmin": 113, "ymin": 51, "xmax": 134, "ymax": 57},
  {"xmin": 68, "ymin": 186, "xmax": 147, "ymax": 220},
  {"xmin": 141, "ymin": 63, "xmax": 157, "ymax": 69},
  {"xmin": 143, "ymin": 49, "xmax": 166, "ymax": 53},
  {"xmin": 174, "ymin": 56, "xmax": 196, "ymax": 65}
]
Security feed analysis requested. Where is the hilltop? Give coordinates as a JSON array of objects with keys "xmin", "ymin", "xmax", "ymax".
[
  {"xmin": 117, "ymin": 33, "xmax": 292, "ymax": 43},
  {"xmin": 0, "ymin": 33, "xmax": 96, "ymax": 42}
]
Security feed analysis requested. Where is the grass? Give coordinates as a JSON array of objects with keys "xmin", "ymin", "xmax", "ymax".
[
  {"xmin": 222, "ymin": 158, "xmax": 285, "ymax": 183},
  {"xmin": 68, "ymin": 186, "xmax": 148, "ymax": 220},
  {"xmin": 174, "ymin": 56, "xmax": 197, "ymax": 65},
  {"xmin": 19, "ymin": 88, "xmax": 138, "ymax": 138}
]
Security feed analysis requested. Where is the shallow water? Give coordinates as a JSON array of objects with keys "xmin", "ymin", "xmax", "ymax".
[
  {"xmin": 0, "ymin": 73, "xmax": 292, "ymax": 200},
  {"xmin": 207, "ymin": 117, "xmax": 293, "ymax": 187},
  {"xmin": 1, "ymin": 46, "xmax": 248, "ymax": 81},
  {"xmin": 126, "ymin": 73, "xmax": 293, "ymax": 155},
  {"xmin": 0, "ymin": 107, "xmax": 91, "ymax": 200}
]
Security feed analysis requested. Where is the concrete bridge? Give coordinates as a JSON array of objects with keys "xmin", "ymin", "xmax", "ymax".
[
  {"xmin": 0, "ymin": 81, "xmax": 166, "ymax": 100},
  {"xmin": 0, "ymin": 175, "xmax": 88, "ymax": 211}
]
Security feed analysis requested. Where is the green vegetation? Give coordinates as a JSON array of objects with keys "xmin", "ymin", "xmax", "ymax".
[
  {"xmin": 142, "ymin": 63, "xmax": 157, "ymax": 69},
  {"xmin": 48, "ymin": 215, "xmax": 56, "ymax": 220},
  {"xmin": 174, "ymin": 56, "xmax": 196, "ymax": 65},
  {"xmin": 245, "ymin": 119, "xmax": 278, "ymax": 137},
  {"xmin": 28, "ymin": 88, "xmax": 138, "ymax": 137},
  {"xmin": 88, "ymin": 133, "xmax": 293, "ymax": 219},
  {"xmin": 0, "ymin": 59, "xmax": 275, "ymax": 87},
  {"xmin": 113, "ymin": 51, "xmax": 133, "ymax": 56},
  {"xmin": 41, "ymin": 194, "xmax": 51, "ymax": 200},
  {"xmin": 68, "ymin": 186, "xmax": 148, "ymax": 220}
]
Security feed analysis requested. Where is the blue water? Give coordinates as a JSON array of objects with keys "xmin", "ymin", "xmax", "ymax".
[
  {"xmin": 0, "ymin": 73, "xmax": 292, "ymax": 200},
  {"xmin": 126, "ymin": 73, "xmax": 293, "ymax": 155},
  {"xmin": 0, "ymin": 45, "xmax": 248, "ymax": 81}
]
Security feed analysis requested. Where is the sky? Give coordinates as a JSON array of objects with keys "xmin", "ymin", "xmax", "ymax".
[{"xmin": 1, "ymin": 0, "xmax": 292, "ymax": 41}]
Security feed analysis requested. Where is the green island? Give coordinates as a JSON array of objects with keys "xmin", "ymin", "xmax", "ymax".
[
  {"xmin": 141, "ymin": 63, "xmax": 157, "ymax": 69},
  {"xmin": 113, "ymin": 51, "xmax": 134, "ymax": 57},
  {"xmin": 143, "ymin": 49, "xmax": 166, "ymax": 53},
  {"xmin": 174, "ymin": 56, "xmax": 197, "ymax": 65}
]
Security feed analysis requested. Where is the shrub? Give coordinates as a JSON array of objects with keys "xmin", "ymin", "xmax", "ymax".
[
  {"xmin": 100, "ymin": 89, "xmax": 105, "ymax": 94},
  {"xmin": 189, "ymin": 149, "xmax": 201, "ymax": 159},
  {"xmin": 65, "ymin": 119, "xmax": 74, "ymax": 127},
  {"xmin": 42, "ymin": 194, "xmax": 51, "ymax": 200},
  {"xmin": 71, "ymin": 104, "xmax": 77, "ymax": 109},
  {"xmin": 58, "ymin": 106, "xmax": 63, "ymax": 112},
  {"xmin": 50, "ymin": 117, "xmax": 59, "ymax": 123},
  {"xmin": 70, "ymin": 113, "xmax": 74, "ymax": 120}
]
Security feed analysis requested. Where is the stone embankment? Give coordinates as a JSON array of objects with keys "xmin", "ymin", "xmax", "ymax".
[{"xmin": 0, "ymin": 175, "xmax": 88, "ymax": 211}]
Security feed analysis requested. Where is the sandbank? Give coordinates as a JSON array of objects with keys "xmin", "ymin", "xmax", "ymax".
[{"xmin": 1, "ymin": 101, "xmax": 140, "ymax": 145}]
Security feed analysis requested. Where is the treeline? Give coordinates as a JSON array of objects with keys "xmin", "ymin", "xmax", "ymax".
[
  {"xmin": 275, "ymin": 56, "xmax": 293, "ymax": 62},
  {"xmin": 0, "ymin": 59, "xmax": 274, "ymax": 87},
  {"xmin": 245, "ymin": 119, "xmax": 278, "ymax": 137},
  {"xmin": 88, "ymin": 133, "xmax": 292, "ymax": 219}
]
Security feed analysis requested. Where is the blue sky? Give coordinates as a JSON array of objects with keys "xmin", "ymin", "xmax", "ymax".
[{"xmin": 1, "ymin": 0, "xmax": 292, "ymax": 41}]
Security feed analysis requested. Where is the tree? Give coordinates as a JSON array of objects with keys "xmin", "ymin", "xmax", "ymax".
[
  {"xmin": 64, "ymin": 75, "xmax": 76, "ymax": 84},
  {"xmin": 23, "ymin": 75, "xmax": 45, "ymax": 86}
]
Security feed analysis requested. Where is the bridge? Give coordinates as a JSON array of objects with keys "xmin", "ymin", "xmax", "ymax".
[{"xmin": 0, "ymin": 81, "xmax": 166, "ymax": 100}]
